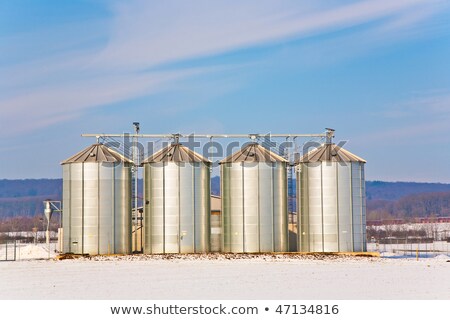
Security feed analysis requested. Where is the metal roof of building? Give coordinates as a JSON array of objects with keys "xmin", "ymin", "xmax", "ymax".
[
  {"xmin": 298, "ymin": 143, "xmax": 366, "ymax": 163},
  {"xmin": 220, "ymin": 143, "xmax": 288, "ymax": 163},
  {"xmin": 141, "ymin": 143, "xmax": 211, "ymax": 164},
  {"xmin": 61, "ymin": 143, "xmax": 133, "ymax": 164}
]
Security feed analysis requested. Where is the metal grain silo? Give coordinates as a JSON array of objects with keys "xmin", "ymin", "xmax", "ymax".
[
  {"xmin": 297, "ymin": 140, "xmax": 366, "ymax": 252},
  {"xmin": 61, "ymin": 143, "xmax": 132, "ymax": 255},
  {"xmin": 142, "ymin": 143, "xmax": 211, "ymax": 254},
  {"xmin": 220, "ymin": 143, "xmax": 288, "ymax": 253}
]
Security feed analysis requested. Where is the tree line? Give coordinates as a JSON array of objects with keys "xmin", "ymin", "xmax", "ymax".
[{"xmin": 367, "ymin": 191, "xmax": 450, "ymax": 221}]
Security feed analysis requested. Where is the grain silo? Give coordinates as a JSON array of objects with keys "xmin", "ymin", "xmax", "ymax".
[
  {"xmin": 220, "ymin": 143, "xmax": 288, "ymax": 253},
  {"xmin": 297, "ymin": 138, "xmax": 367, "ymax": 252},
  {"xmin": 142, "ymin": 143, "xmax": 211, "ymax": 254},
  {"xmin": 61, "ymin": 143, "xmax": 132, "ymax": 255}
]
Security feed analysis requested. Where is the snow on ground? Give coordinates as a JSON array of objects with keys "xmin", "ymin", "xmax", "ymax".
[
  {"xmin": 369, "ymin": 222, "xmax": 450, "ymax": 234},
  {"xmin": 434, "ymin": 254, "xmax": 450, "ymax": 260},
  {"xmin": 1, "ymin": 254, "xmax": 449, "ymax": 300},
  {"xmin": 367, "ymin": 241, "xmax": 450, "ymax": 258},
  {"xmin": 16, "ymin": 244, "xmax": 58, "ymax": 260},
  {"xmin": 16, "ymin": 244, "xmax": 49, "ymax": 260},
  {"xmin": 380, "ymin": 251, "xmax": 399, "ymax": 257},
  {"xmin": 0, "ymin": 243, "xmax": 57, "ymax": 260}
]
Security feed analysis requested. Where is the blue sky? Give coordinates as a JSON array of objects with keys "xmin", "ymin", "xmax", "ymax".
[{"xmin": 1, "ymin": 0, "xmax": 450, "ymax": 182}]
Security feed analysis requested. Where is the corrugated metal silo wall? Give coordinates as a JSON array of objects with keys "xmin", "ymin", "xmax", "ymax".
[
  {"xmin": 62, "ymin": 163, "xmax": 131, "ymax": 255},
  {"xmin": 221, "ymin": 162, "xmax": 288, "ymax": 253},
  {"xmin": 113, "ymin": 163, "xmax": 132, "ymax": 254},
  {"xmin": 143, "ymin": 162, "xmax": 211, "ymax": 254},
  {"xmin": 297, "ymin": 161, "xmax": 366, "ymax": 252}
]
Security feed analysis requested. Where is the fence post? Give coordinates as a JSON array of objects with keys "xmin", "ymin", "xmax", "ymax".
[{"xmin": 417, "ymin": 242, "xmax": 419, "ymax": 260}]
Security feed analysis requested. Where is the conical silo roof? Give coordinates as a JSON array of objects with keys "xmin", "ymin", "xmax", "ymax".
[
  {"xmin": 298, "ymin": 143, "xmax": 366, "ymax": 164},
  {"xmin": 61, "ymin": 143, "xmax": 133, "ymax": 164},
  {"xmin": 141, "ymin": 143, "xmax": 211, "ymax": 164},
  {"xmin": 220, "ymin": 143, "xmax": 287, "ymax": 163}
]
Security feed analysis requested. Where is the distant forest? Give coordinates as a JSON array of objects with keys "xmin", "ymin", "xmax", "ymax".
[
  {"xmin": 365, "ymin": 181, "xmax": 450, "ymax": 221},
  {"xmin": 0, "ymin": 179, "xmax": 62, "ymax": 219},
  {"xmin": 1, "ymin": 178, "xmax": 450, "ymax": 221}
]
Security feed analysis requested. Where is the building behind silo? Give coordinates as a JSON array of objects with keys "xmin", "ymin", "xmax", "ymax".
[
  {"xmin": 142, "ymin": 143, "xmax": 211, "ymax": 254},
  {"xmin": 297, "ymin": 142, "xmax": 366, "ymax": 252},
  {"xmin": 61, "ymin": 143, "xmax": 132, "ymax": 255},
  {"xmin": 210, "ymin": 195, "xmax": 222, "ymax": 252},
  {"xmin": 220, "ymin": 143, "xmax": 288, "ymax": 253}
]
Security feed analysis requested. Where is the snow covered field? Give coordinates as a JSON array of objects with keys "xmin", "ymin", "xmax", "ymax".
[{"xmin": 1, "ymin": 250, "xmax": 449, "ymax": 300}]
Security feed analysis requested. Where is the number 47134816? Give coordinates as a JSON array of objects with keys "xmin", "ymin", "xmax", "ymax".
[{"xmin": 275, "ymin": 304, "xmax": 339, "ymax": 315}]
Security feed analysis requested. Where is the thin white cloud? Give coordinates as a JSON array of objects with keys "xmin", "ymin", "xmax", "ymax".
[
  {"xmin": 382, "ymin": 91, "xmax": 450, "ymax": 119},
  {"xmin": 1, "ymin": 0, "xmax": 447, "ymax": 136},
  {"xmin": 355, "ymin": 90, "xmax": 450, "ymax": 145},
  {"xmin": 0, "ymin": 68, "xmax": 211, "ymax": 134},
  {"xmin": 96, "ymin": 0, "xmax": 438, "ymax": 70}
]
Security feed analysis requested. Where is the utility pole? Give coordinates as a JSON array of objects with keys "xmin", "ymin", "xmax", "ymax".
[{"xmin": 132, "ymin": 122, "xmax": 140, "ymax": 253}]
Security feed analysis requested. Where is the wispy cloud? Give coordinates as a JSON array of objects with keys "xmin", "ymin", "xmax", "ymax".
[
  {"xmin": 1, "ymin": 0, "xmax": 447, "ymax": 136},
  {"xmin": 0, "ymin": 68, "xmax": 211, "ymax": 133},
  {"xmin": 382, "ymin": 90, "xmax": 450, "ymax": 119},
  {"xmin": 97, "ymin": 0, "xmax": 441, "ymax": 70},
  {"xmin": 355, "ymin": 90, "xmax": 450, "ymax": 145}
]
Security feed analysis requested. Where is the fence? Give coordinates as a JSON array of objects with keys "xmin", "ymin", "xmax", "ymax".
[
  {"xmin": 0, "ymin": 240, "xmax": 17, "ymax": 261},
  {"xmin": 367, "ymin": 240, "xmax": 450, "ymax": 258}
]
